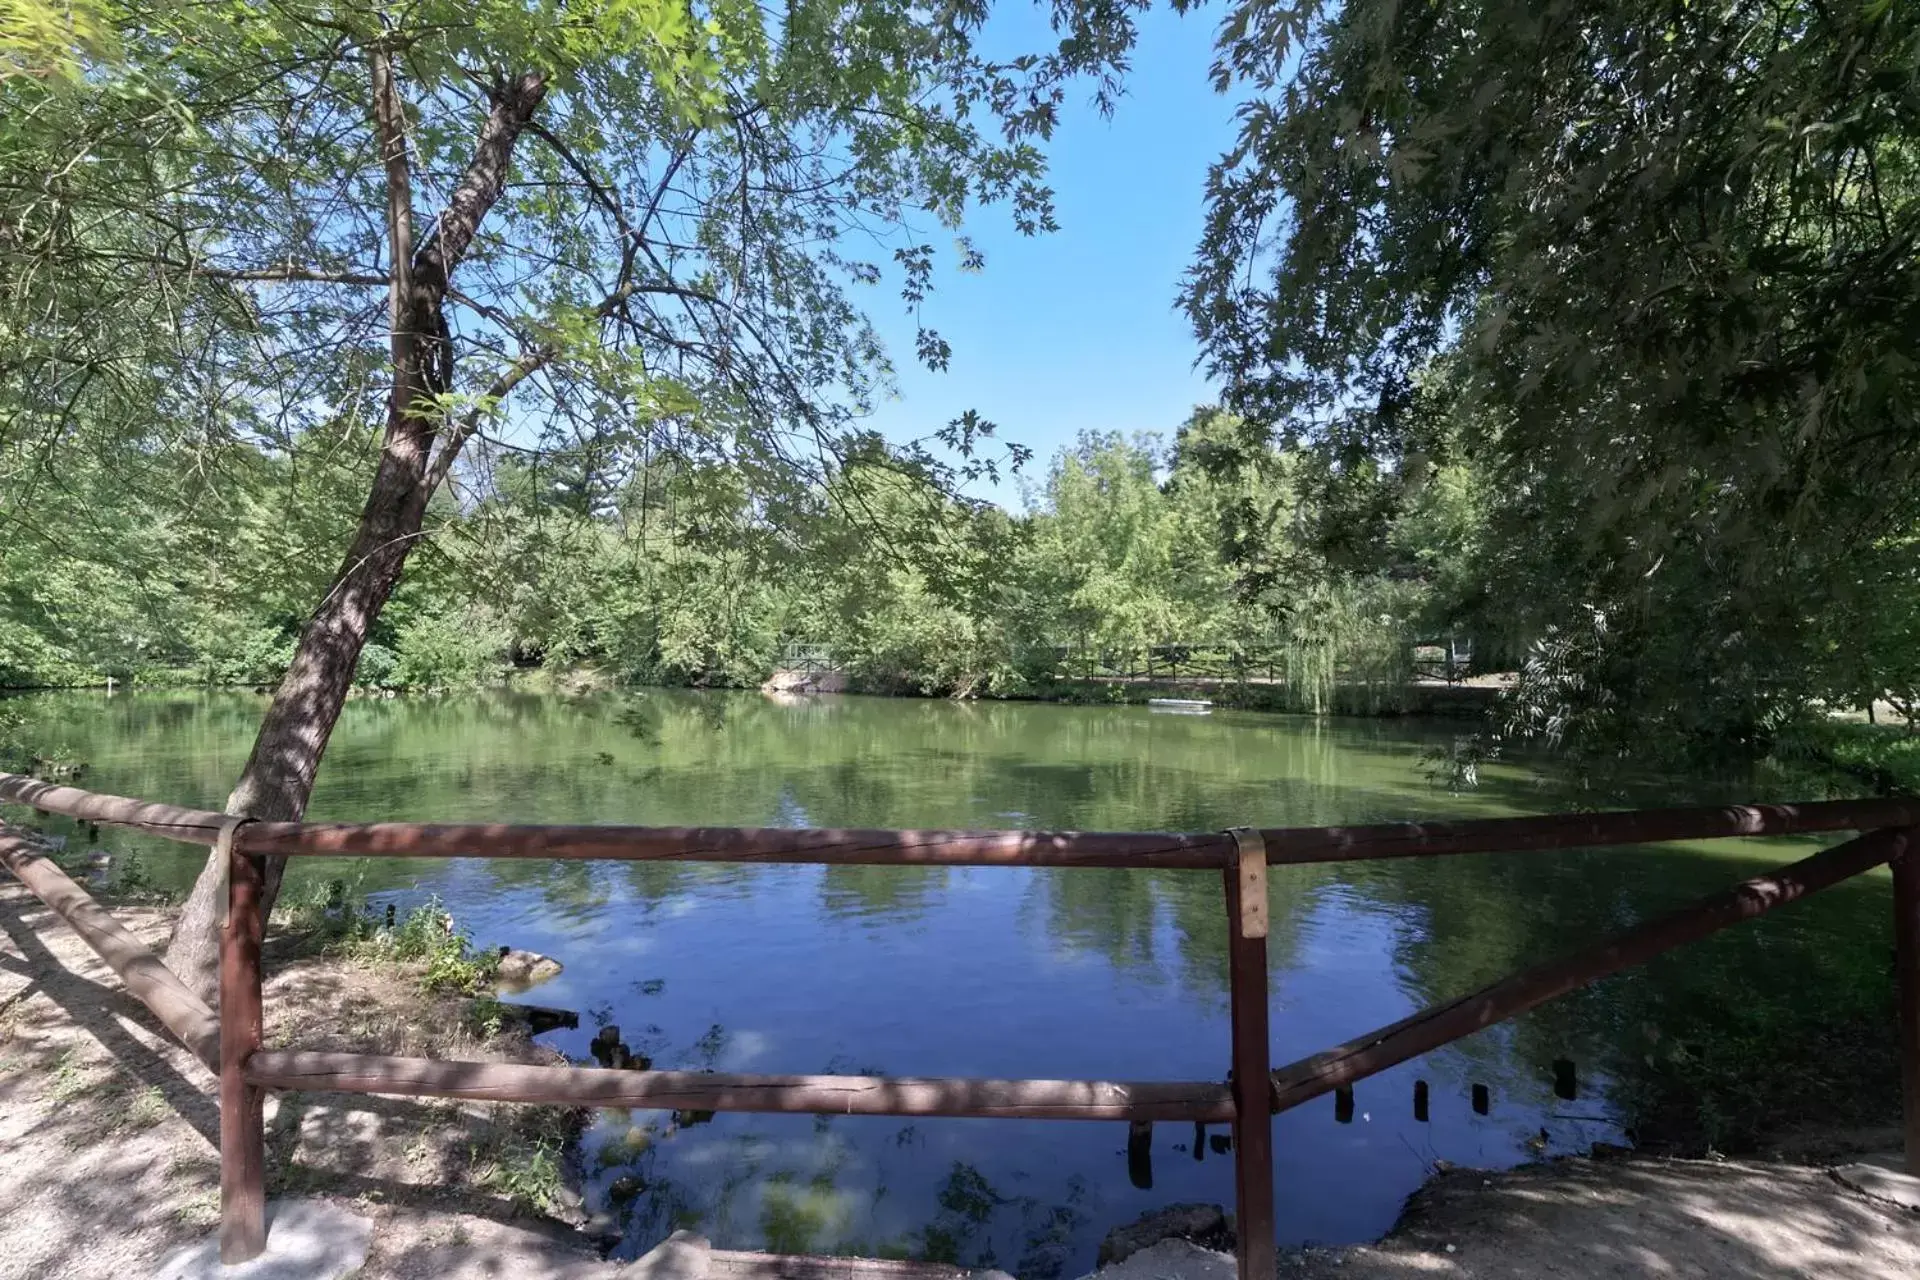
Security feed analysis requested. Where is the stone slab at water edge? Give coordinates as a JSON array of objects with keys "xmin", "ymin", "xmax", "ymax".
[
  {"xmin": 498, "ymin": 946, "xmax": 564, "ymax": 987},
  {"xmin": 152, "ymin": 1200, "xmax": 374, "ymax": 1280},
  {"xmin": 1273, "ymin": 1155, "xmax": 1920, "ymax": 1279}
]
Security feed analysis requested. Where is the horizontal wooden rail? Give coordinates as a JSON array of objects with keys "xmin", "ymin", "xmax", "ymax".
[
  {"xmin": 0, "ymin": 773, "xmax": 231, "ymax": 845},
  {"xmin": 0, "ymin": 831, "xmax": 221, "ymax": 1071},
  {"xmin": 227, "ymin": 796, "xmax": 1920, "ymax": 866},
  {"xmin": 1266, "ymin": 824, "xmax": 1916, "ymax": 1112},
  {"xmin": 243, "ymin": 1052, "xmax": 1237, "ymax": 1121},
  {"xmin": 9, "ymin": 770, "xmax": 1917, "ymax": 869},
  {"xmin": 233, "ymin": 822, "xmax": 1235, "ymax": 868},
  {"xmin": 1259, "ymin": 796, "xmax": 1920, "ymax": 865},
  {"xmin": 706, "ymin": 1249, "xmax": 982, "ymax": 1280}
]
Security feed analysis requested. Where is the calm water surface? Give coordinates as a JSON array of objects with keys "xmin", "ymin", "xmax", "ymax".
[{"xmin": 1, "ymin": 690, "xmax": 1893, "ymax": 1274}]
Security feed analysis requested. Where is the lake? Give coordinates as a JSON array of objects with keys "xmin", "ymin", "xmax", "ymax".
[{"xmin": 0, "ymin": 689, "xmax": 1893, "ymax": 1274}]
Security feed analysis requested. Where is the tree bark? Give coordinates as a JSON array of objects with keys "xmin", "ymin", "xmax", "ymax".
[{"xmin": 163, "ymin": 66, "xmax": 548, "ymax": 1003}]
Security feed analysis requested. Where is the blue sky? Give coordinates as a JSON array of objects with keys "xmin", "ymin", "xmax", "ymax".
[{"xmin": 863, "ymin": 8, "xmax": 1245, "ymax": 508}]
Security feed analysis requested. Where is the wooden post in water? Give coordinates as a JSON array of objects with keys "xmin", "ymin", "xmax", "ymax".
[
  {"xmin": 219, "ymin": 822, "xmax": 267, "ymax": 1262},
  {"xmin": 1895, "ymin": 841, "xmax": 1920, "ymax": 1176},
  {"xmin": 1224, "ymin": 828, "xmax": 1275, "ymax": 1280}
]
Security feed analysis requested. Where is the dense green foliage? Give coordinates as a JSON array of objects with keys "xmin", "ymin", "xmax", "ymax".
[
  {"xmin": 7, "ymin": 0, "xmax": 1920, "ymax": 764},
  {"xmin": 0, "ymin": 0, "xmax": 1147, "ymax": 714},
  {"xmin": 1186, "ymin": 0, "xmax": 1920, "ymax": 759},
  {"xmin": 0, "ymin": 408, "xmax": 1487, "ymax": 710}
]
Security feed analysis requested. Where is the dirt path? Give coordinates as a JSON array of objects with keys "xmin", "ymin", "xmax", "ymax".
[
  {"xmin": 1277, "ymin": 1155, "xmax": 1920, "ymax": 1279},
  {"xmin": 7, "ymin": 866, "xmax": 1920, "ymax": 1279},
  {"xmin": 0, "ymin": 876, "xmax": 621, "ymax": 1279}
]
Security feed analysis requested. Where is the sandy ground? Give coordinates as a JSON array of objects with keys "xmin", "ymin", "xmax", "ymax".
[
  {"xmin": 1275, "ymin": 1156, "xmax": 1920, "ymax": 1279},
  {"xmin": 0, "ymin": 871, "xmax": 619, "ymax": 1280},
  {"xmin": 6, "ymin": 853, "xmax": 1920, "ymax": 1280}
]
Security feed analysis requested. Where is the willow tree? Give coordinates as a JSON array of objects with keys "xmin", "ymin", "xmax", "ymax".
[
  {"xmin": 3, "ymin": 0, "xmax": 1150, "ymax": 997},
  {"xmin": 1183, "ymin": 0, "xmax": 1920, "ymax": 750}
]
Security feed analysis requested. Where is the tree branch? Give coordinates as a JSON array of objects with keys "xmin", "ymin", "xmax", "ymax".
[
  {"xmin": 422, "ymin": 347, "xmax": 555, "ymax": 496},
  {"xmin": 412, "ymin": 72, "xmax": 549, "ymax": 292},
  {"xmin": 195, "ymin": 264, "xmax": 390, "ymax": 286},
  {"xmin": 368, "ymin": 43, "xmax": 417, "ymax": 398}
]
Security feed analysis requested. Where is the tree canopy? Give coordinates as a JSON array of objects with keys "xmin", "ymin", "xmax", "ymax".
[
  {"xmin": 3, "ymin": 0, "xmax": 1181, "ymax": 990},
  {"xmin": 8, "ymin": 0, "xmax": 1920, "ymax": 786},
  {"xmin": 5, "ymin": 0, "xmax": 1145, "ymax": 508},
  {"xmin": 1186, "ymin": 0, "xmax": 1920, "ymax": 753}
]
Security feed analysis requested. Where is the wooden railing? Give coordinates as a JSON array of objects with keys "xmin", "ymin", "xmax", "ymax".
[
  {"xmin": 1047, "ymin": 640, "xmax": 1286, "ymax": 684},
  {"xmin": 1036, "ymin": 639, "xmax": 1467, "ymax": 685},
  {"xmin": 3, "ymin": 770, "xmax": 1920, "ymax": 1276}
]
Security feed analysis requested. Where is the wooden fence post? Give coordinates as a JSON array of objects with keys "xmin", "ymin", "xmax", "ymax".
[
  {"xmin": 1895, "ymin": 840, "xmax": 1920, "ymax": 1176},
  {"xmin": 1224, "ymin": 828, "xmax": 1275, "ymax": 1280},
  {"xmin": 219, "ymin": 821, "xmax": 267, "ymax": 1262}
]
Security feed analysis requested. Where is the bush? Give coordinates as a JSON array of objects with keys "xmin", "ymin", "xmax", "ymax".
[
  {"xmin": 286, "ymin": 890, "xmax": 502, "ymax": 997},
  {"xmin": 380, "ymin": 898, "xmax": 501, "ymax": 994},
  {"xmin": 392, "ymin": 606, "xmax": 511, "ymax": 689},
  {"xmin": 354, "ymin": 642, "xmax": 400, "ymax": 688},
  {"xmin": 194, "ymin": 623, "xmax": 299, "ymax": 686}
]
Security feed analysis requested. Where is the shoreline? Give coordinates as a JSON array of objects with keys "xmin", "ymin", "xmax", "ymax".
[
  {"xmin": 1271, "ymin": 1152, "xmax": 1920, "ymax": 1278},
  {"xmin": 2, "ymin": 842, "xmax": 1915, "ymax": 1278},
  {"xmin": 0, "ymin": 859, "xmax": 603, "ymax": 1279},
  {"xmin": 1, "ymin": 672, "xmax": 1503, "ymax": 720}
]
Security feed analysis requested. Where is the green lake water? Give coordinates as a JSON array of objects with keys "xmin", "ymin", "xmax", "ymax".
[{"xmin": 0, "ymin": 690, "xmax": 1896, "ymax": 1274}]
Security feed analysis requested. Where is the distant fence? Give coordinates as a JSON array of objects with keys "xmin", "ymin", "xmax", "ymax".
[
  {"xmin": 3, "ymin": 771, "xmax": 1920, "ymax": 1277},
  {"xmin": 780, "ymin": 638, "xmax": 1476, "ymax": 687},
  {"xmin": 778, "ymin": 643, "xmax": 838, "ymax": 680},
  {"xmin": 1045, "ymin": 639, "xmax": 1472, "ymax": 685},
  {"xmin": 1046, "ymin": 641, "xmax": 1287, "ymax": 684}
]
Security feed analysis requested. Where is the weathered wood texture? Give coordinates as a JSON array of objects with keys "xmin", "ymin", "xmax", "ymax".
[
  {"xmin": 1895, "ymin": 847, "xmax": 1920, "ymax": 1176},
  {"xmin": 1268, "ymin": 825, "xmax": 1913, "ymax": 1112},
  {"xmin": 1224, "ymin": 829, "xmax": 1276, "ymax": 1280},
  {"xmin": 707, "ymin": 1250, "xmax": 982, "ymax": 1280},
  {"xmin": 219, "ymin": 837, "xmax": 267, "ymax": 1263},
  {"xmin": 10, "ymin": 769, "xmax": 1919, "ymax": 871},
  {"xmin": 0, "ymin": 773, "xmax": 230, "ymax": 844},
  {"xmin": 1258, "ymin": 797, "xmax": 1920, "ymax": 865},
  {"xmin": 1229, "ymin": 827, "xmax": 1269, "ymax": 939},
  {"xmin": 243, "ymin": 1052, "xmax": 1237, "ymax": 1121},
  {"xmin": 234, "ymin": 821, "xmax": 1236, "ymax": 868},
  {"xmin": 0, "ymin": 831, "xmax": 220, "ymax": 1071},
  {"xmin": 236, "ymin": 796, "xmax": 1920, "ymax": 866}
]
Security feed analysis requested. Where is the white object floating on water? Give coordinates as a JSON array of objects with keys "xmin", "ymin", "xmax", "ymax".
[{"xmin": 1148, "ymin": 698, "xmax": 1213, "ymax": 714}]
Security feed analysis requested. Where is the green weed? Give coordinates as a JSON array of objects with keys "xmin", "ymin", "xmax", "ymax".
[
  {"xmin": 474, "ymin": 1133, "xmax": 566, "ymax": 1215},
  {"xmin": 290, "ymin": 893, "xmax": 503, "ymax": 998},
  {"xmin": 46, "ymin": 1050, "xmax": 91, "ymax": 1103},
  {"xmin": 121, "ymin": 1084, "xmax": 170, "ymax": 1129},
  {"xmin": 465, "ymin": 996, "xmax": 507, "ymax": 1039}
]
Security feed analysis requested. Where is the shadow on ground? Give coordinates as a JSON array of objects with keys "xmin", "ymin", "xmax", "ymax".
[{"xmin": 0, "ymin": 878, "xmax": 611, "ymax": 1280}]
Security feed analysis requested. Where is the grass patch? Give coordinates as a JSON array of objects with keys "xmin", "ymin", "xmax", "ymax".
[
  {"xmin": 466, "ymin": 996, "xmax": 508, "ymax": 1040},
  {"xmin": 1621, "ymin": 991, "xmax": 1899, "ymax": 1156},
  {"xmin": 173, "ymin": 1188, "xmax": 221, "ymax": 1229},
  {"xmin": 473, "ymin": 1133, "xmax": 566, "ymax": 1215},
  {"xmin": 470, "ymin": 1102, "xmax": 587, "ymax": 1216},
  {"xmin": 121, "ymin": 1084, "xmax": 170, "ymax": 1130},
  {"xmin": 46, "ymin": 1049, "xmax": 94, "ymax": 1103},
  {"xmin": 277, "ymin": 887, "xmax": 500, "ymax": 997},
  {"xmin": 1769, "ymin": 719, "xmax": 1920, "ymax": 796}
]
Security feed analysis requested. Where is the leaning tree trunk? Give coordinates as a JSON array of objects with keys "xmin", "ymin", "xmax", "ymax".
[
  {"xmin": 160, "ymin": 440, "xmax": 447, "ymax": 998},
  {"xmin": 162, "ymin": 63, "xmax": 548, "ymax": 1003}
]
